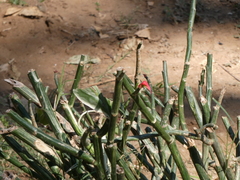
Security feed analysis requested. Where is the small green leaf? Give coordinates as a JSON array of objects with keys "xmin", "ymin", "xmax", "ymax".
[
  {"xmin": 36, "ymin": 108, "xmax": 48, "ymax": 125},
  {"xmin": 73, "ymin": 86, "xmax": 112, "ymax": 118}
]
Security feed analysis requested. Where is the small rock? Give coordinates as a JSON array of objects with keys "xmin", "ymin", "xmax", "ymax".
[{"xmin": 147, "ymin": 1, "xmax": 154, "ymax": 7}]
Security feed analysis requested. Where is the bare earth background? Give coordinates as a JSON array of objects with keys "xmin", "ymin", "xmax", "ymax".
[{"xmin": 0, "ymin": 0, "xmax": 240, "ymax": 179}]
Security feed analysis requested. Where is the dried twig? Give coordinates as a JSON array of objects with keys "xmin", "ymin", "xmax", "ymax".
[{"xmin": 219, "ymin": 64, "xmax": 240, "ymax": 82}]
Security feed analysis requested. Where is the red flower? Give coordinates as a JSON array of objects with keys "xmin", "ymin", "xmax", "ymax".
[{"xmin": 138, "ymin": 81, "xmax": 151, "ymax": 91}]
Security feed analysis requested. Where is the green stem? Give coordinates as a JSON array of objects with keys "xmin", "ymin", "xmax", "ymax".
[
  {"xmin": 200, "ymin": 95, "xmax": 211, "ymax": 124},
  {"xmin": 206, "ymin": 53, "xmax": 213, "ymax": 108},
  {"xmin": 76, "ymin": 102, "xmax": 95, "ymax": 126},
  {"xmin": 120, "ymin": 103, "xmax": 138, "ymax": 152},
  {"xmin": 209, "ymin": 148, "xmax": 226, "ymax": 179},
  {"xmin": 28, "ymin": 102, "xmax": 38, "ymax": 128},
  {"xmin": 144, "ymin": 74, "xmax": 157, "ymax": 118},
  {"xmin": 68, "ymin": 55, "xmax": 86, "ymax": 107},
  {"xmin": 178, "ymin": 0, "xmax": 196, "ymax": 131},
  {"xmin": 107, "ymin": 68, "xmax": 124, "ymax": 144},
  {"xmin": 211, "ymin": 88, "xmax": 225, "ymax": 124},
  {"xmin": 188, "ymin": 146, "xmax": 210, "ymax": 180},
  {"xmin": 6, "ymin": 109, "xmax": 96, "ymax": 165},
  {"xmin": 222, "ymin": 116, "xmax": 237, "ymax": 145},
  {"xmin": 209, "ymin": 131, "xmax": 236, "ymax": 180},
  {"xmin": 123, "ymin": 75, "xmax": 190, "ymax": 180},
  {"xmin": 106, "ymin": 144, "xmax": 117, "ymax": 180},
  {"xmin": 92, "ymin": 134, "xmax": 106, "ymax": 180},
  {"xmin": 4, "ymin": 79, "xmax": 41, "ymax": 107},
  {"xmin": 9, "ymin": 93, "xmax": 31, "ymax": 121},
  {"xmin": 0, "ymin": 148, "xmax": 38, "ymax": 178},
  {"xmin": 185, "ymin": 86, "xmax": 203, "ymax": 127},
  {"xmin": 161, "ymin": 97, "xmax": 174, "ymax": 126},
  {"xmin": 28, "ymin": 70, "xmax": 66, "ymax": 141},
  {"xmin": 162, "ymin": 61, "xmax": 170, "ymax": 104},
  {"xmin": 101, "ymin": 130, "xmax": 200, "ymax": 143},
  {"xmin": 107, "ymin": 68, "xmax": 124, "ymax": 179},
  {"xmin": 116, "ymin": 165, "xmax": 125, "ymax": 180},
  {"xmin": 237, "ymin": 116, "xmax": 240, "ymax": 157},
  {"xmin": 53, "ymin": 68, "xmax": 65, "ymax": 110},
  {"xmin": 10, "ymin": 127, "xmax": 63, "ymax": 168},
  {"xmin": 198, "ymin": 69, "xmax": 205, "ymax": 97},
  {"xmin": 3, "ymin": 135, "xmax": 56, "ymax": 180},
  {"xmin": 126, "ymin": 143, "xmax": 154, "ymax": 174},
  {"xmin": 114, "ymin": 150, "xmax": 136, "ymax": 180},
  {"xmin": 61, "ymin": 100, "xmax": 84, "ymax": 136}
]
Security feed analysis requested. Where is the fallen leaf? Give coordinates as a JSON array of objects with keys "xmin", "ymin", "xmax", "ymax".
[
  {"xmin": 92, "ymin": 25, "xmax": 102, "ymax": 33},
  {"xmin": 99, "ymin": 32, "xmax": 109, "ymax": 38},
  {"xmin": 18, "ymin": 6, "xmax": 44, "ymax": 18},
  {"xmin": 135, "ymin": 28, "xmax": 151, "ymax": 39},
  {"xmin": 4, "ymin": 7, "xmax": 22, "ymax": 16}
]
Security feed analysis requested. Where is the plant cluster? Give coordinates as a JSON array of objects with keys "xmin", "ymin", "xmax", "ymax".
[{"xmin": 0, "ymin": 0, "xmax": 239, "ymax": 180}]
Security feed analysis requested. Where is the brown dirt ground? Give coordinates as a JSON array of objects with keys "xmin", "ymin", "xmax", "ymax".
[{"xmin": 1, "ymin": 0, "xmax": 240, "ymax": 179}]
